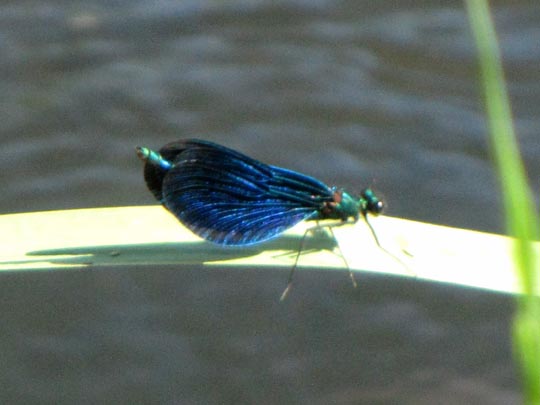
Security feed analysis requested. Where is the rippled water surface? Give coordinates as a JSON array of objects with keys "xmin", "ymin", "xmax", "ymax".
[{"xmin": 2, "ymin": 1, "xmax": 539, "ymax": 403}]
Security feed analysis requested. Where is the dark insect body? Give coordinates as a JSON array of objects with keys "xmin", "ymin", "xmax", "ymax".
[{"xmin": 136, "ymin": 139, "xmax": 385, "ymax": 299}]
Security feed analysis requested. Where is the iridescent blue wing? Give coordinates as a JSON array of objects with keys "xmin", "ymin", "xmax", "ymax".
[{"xmin": 160, "ymin": 139, "xmax": 334, "ymax": 246}]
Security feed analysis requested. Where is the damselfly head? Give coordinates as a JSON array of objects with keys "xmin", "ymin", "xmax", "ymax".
[{"xmin": 360, "ymin": 188, "xmax": 384, "ymax": 215}]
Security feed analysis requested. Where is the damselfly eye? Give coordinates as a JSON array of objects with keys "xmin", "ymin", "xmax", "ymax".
[{"xmin": 370, "ymin": 199, "xmax": 384, "ymax": 214}]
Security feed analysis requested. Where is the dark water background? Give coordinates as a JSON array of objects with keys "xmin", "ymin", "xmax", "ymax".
[{"xmin": 2, "ymin": 0, "xmax": 539, "ymax": 403}]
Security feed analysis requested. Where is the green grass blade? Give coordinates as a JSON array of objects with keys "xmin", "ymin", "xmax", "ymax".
[{"xmin": 465, "ymin": 0, "xmax": 540, "ymax": 401}]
